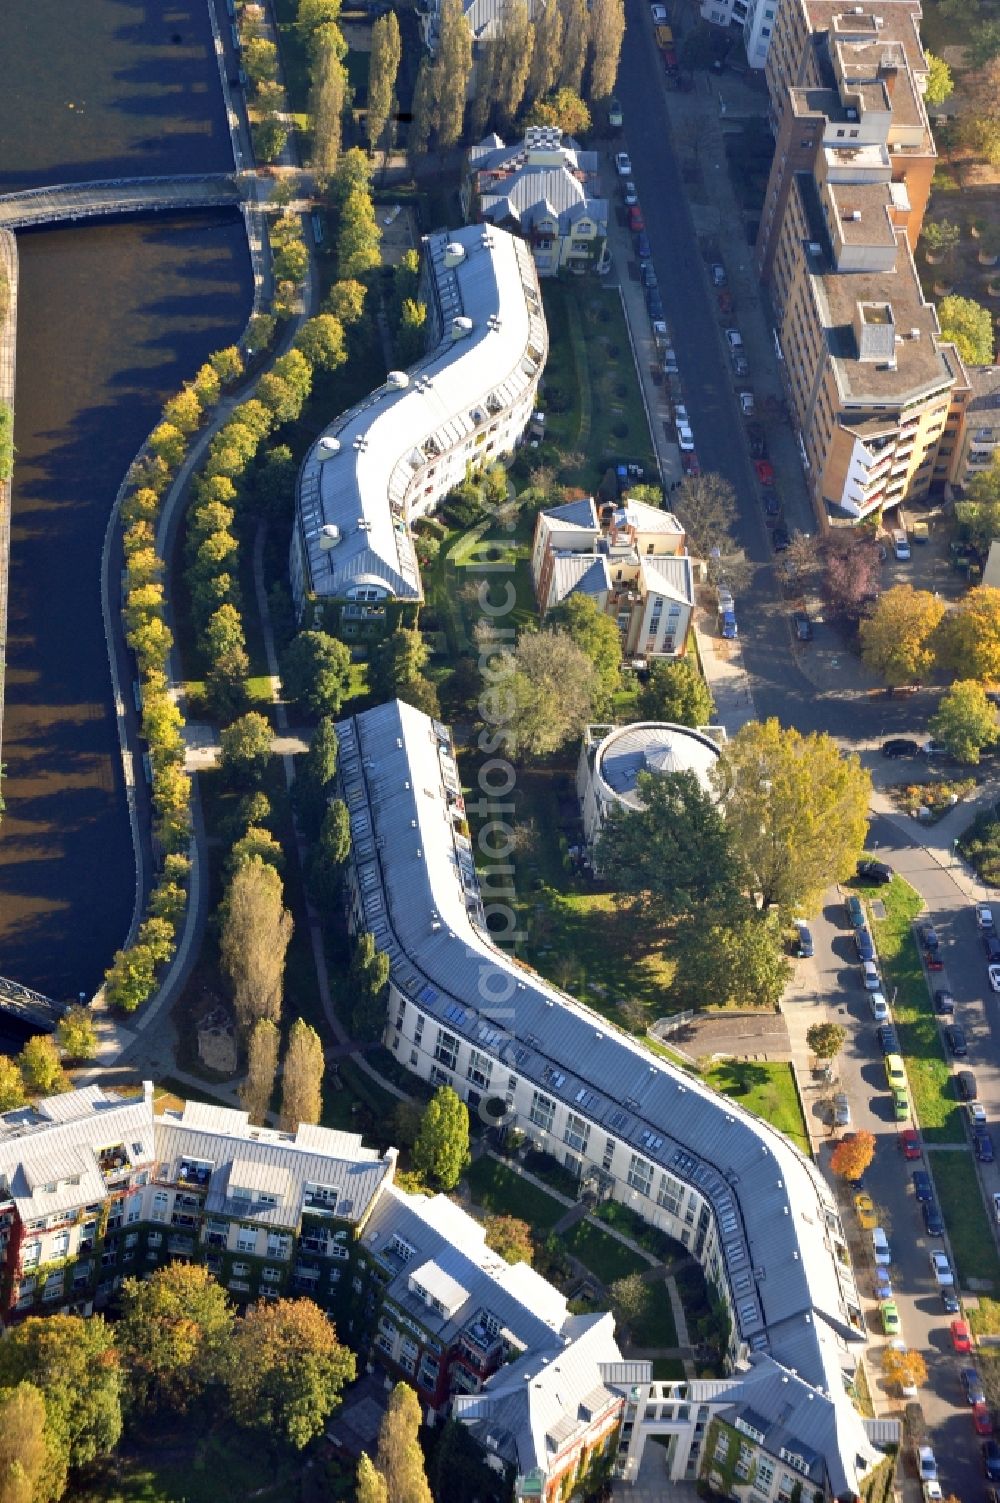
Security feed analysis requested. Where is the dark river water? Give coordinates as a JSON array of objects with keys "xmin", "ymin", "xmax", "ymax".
[{"xmin": 0, "ymin": 1, "xmax": 253, "ymax": 1015}]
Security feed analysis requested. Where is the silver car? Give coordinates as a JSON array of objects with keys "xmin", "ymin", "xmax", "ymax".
[{"xmin": 834, "ymin": 1092, "xmax": 851, "ymax": 1127}]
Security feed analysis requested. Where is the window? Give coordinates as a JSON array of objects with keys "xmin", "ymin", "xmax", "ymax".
[
  {"xmin": 714, "ymin": 1431, "xmax": 731, "ymax": 1464},
  {"xmin": 755, "ymin": 1457, "xmax": 775, "ymax": 1490},
  {"xmin": 656, "ymin": 1173, "xmax": 682, "ymax": 1216},
  {"xmin": 602, "ymin": 1138, "xmax": 615, "ymax": 1171},
  {"xmin": 390, "ymin": 1234, "xmax": 416, "ymax": 1264},
  {"xmin": 563, "ymin": 1112, "xmax": 590, "ymax": 1154},
  {"xmin": 434, "ymin": 1029, "xmax": 459, "ymax": 1071},
  {"xmin": 627, "ymin": 1154, "xmax": 653, "ymax": 1198},
  {"xmin": 735, "ymin": 1441, "xmax": 754, "ymax": 1480},
  {"xmin": 236, "ymin": 1227, "xmax": 257, "ymax": 1254},
  {"xmin": 467, "ymin": 1049, "xmax": 492, "ymax": 1090},
  {"xmin": 21, "ymin": 1242, "xmax": 40, "ymax": 1268},
  {"xmin": 304, "ymin": 1184, "xmax": 339, "ymax": 1212},
  {"xmin": 266, "ymin": 1235, "xmax": 291, "ymax": 1260},
  {"xmin": 153, "ymin": 1190, "xmax": 169, "ymax": 1209},
  {"xmin": 50, "ymin": 1231, "xmax": 70, "ymax": 1258},
  {"xmin": 125, "ymin": 1233, "xmax": 138, "ymax": 1250},
  {"xmin": 414, "ymin": 1015, "xmax": 424, "ymax": 1044},
  {"xmin": 147, "ymin": 1232, "xmax": 162, "ymax": 1248},
  {"xmin": 529, "ymin": 1090, "xmax": 555, "ymax": 1133},
  {"xmin": 262, "ymin": 1266, "xmax": 283, "ymax": 1284},
  {"xmin": 42, "ymin": 1277, "xmax": 64, "ymax": 1302}
]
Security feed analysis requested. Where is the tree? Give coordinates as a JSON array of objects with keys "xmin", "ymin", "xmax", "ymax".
[
  {"xmin": 357, "ymin": 1454, "xmax": 389, "ymax": 1503},
  {"xmin": 0, "ymin": 1315, "xmax": 122, "ymax": 1487},
  {"xmin": 921, "ymin": 219, "xmax": 960, "ymax": 258},
  {"xmin": 293, "ymin": 716, "xmax": 340, "ymax": 836},
  {"xmin": 229, "ymin": 825, "xmax": 285, "ymax": 876},
  {"xmin": 882, "ymin": 1344, "xmax": 927, "ymax": 1392},
  {"xmin": 325, "ymin": 278, "xmax": 367, "ymax": 326},
  {"xmin": 408, "ymin": 57, "xmax": 437, "ymax": 159},
  {"xmin": 930, "ymin": 680, "xmax": 1000, "ymax": 763},
  {"xmin": 220, "ymin": 711, "xmax": 273, "ymax": 786},
  {"xmin": 937, "ymin": 295, "xmax": 995, "ymax": 365},
  {"xmin": 220, "ymin": 858, "xmax": 293, "ymax": 1035},
  {"xmin": 227, "ymin": 1297, "xmax": 355, "ymax": 1449},
  {"xmin": 56, "ymin": 1005, "xmax": 99, "ymax": 1062},
  {"xmin": 484, "ymin": 1214, "xmax": 534, "ymax": 1265},
  {"xmin": 103, "ymin": 944, "xmax": 158, "ymax": 1014},
  {"xmin": 279, "ymin": 1018, "xmax": 325, "ymax": 1131},
  {"xmin": 806, "ymin": 1022, "xmax": 847, "ymax": 1061},
  {"xmin": 253, "ymin": 113, "xmax": 289, "ymax": 164},
  {"xmin": 281, "ymin": 630, "xmax": 352, "ymax": 718},
  {"xmin": 636, "ymin": 658, "xmax": 714, "ymax": 726},
  {"xmin": 597, "ymin": 770, "xmax": 738, "ymax": 923},
  {"xmin": 924, "ymin": 50, "xmax": 954, "ymax": 105},
  {"xmin": 673, "ymin": 472, "xmax": 737, "ymax": 560},
  {"xmin": 205, "ymin": 605, "xmax": 249, "ymax": 716},
  {"xmin": 367, "ymin": 11, "xmax": 402, "ymax": 153},
  {"xmin": 548, "ymin": 593, "xmax": 622, "ymax": 712},
  {"xmin": 163, "ymin": 386, "xmax": 203, "ymax": 435},
  {"xmin": 117, "ymin": 1264, "xmax": 233, "ymax": 1415},
  {"xmin": 350, "ymin": 931, "xmax": 391, "ymax": 1040},
  {"xmin": 528, "ymin": 0, "xmax": 562, "ymax": 104},
  {"xmin": 938, "ymin": 588, "xmax": 1000, "ymax": 683},
  {"xmin": 370, "ymin": 626, "xmax": 430, "ymax": 701},
  {"xmin": 244, "ymin": 35, "xmax": 279, "ymax": 86},
  {"xmin": 715, "ymin": 720, "xmax": 871, "ymax": 915},
  {"xmin": 0, "ymin": 1056, "xmax": 27, "ymax": 1112},
  {"xmin": 0, "ymin": 1383, "xmax": 50, "ymax": 1503},
  {"xmin": 412, "ymin": 1086, "xmax": 470, "ymax": 1191},
  {"xmin": 396, "ymin": 297, "xmax": 428, "ymax": 364},
  {"xmin": 493, "ymin": 0, "xmax": 532, "ymax": 127},
  {"xmin": 830, "ymin": 1129, "xmax": 876, "ymax": 1181},
  {"xmin": 819, "ymin": 530, "xmax": 881, "ymax": 620},
  {"xmin": 374, "ymin": 1383, "xmax": 433, "ymax": 1503},
  {"xmin": 240, "ymin": 1018, "xmax": 281, "ymax": 1125},
  {"xmin": 310, "ymin": 46, "xmax": 346, "ymax": 182},
  {"xmin": 524, "ymin": 87, "xmax": 591, "ymax": 135},
  {"xmin": 961, "ymin": 58, "xmax": 1000, "ymax": 166},
  {"xmin": 487, "ymin": 626, "xmax": 595, "ymax": 758},
  {"xmin": 210, "ymin": 346, "xmax": 245, "ymax": 387},
  {"xmin": 295, "ymin": 314, "xmax": 346, "ymax": 373},
  {"xmin": 968, "ymin": 18, "xmax": 1000, "ymax": 68},
  {"xmin": 308, "ymin": 799, "xmax": 352, "ymax": 906},
  {"xmin": 18, "ymin": 1035, "xmax": 66, "ymax": 1096},
  {"xmin": 337, "ymin": 186, "xmax": 382, "ymax": 280},
  {"xmin": 587, "ymin": 0, "xmax": 625, "ymax": 102},
  {"xmin": 558, "ymin": 0, "xmax": 588, "ymax": 93},
  {"xmin": 608, "ymin": 1271, "xmax": 648, "ymax": 1333},
  {"xmin": 435, "ymin": 0, "xmax": 473, "ymax": 148},
  {"xmin": 671, "ymin": 910, "xmax": 791, "ymax": 1011},
  {"xmin": 859, "ymin": 586, "xmax": 945, "ymax": 687}
]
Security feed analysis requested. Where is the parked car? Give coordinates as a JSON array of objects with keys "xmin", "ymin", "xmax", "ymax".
[
  {"xmin": 985, "ymin": 932, "xmax": 1000, "ymax": 961},
  {"xmin": 628, "ymin": 205, "xmax": 645, "ymax": 233},
  {"xmin": 872, "ymin": 1227, "xmax": 891, "ymax": 1264},
  {"xmin": 975, "ymin": 1128, "xmax": 996, "ymax": 1163},
  {"xmin": 624, "ymin": 179, "xmax": 638, "ymax": 206},
  {"xmin": 986, "ymin": 1440, "xmax": 1000, "ymax": 1483},
  {"xmin": 855, "ymin": 926, "xmax": 875, "ymax": 961},
  {"xmin": 942, "ymin": 1287, "xmax": 961, "ymax": 1314},
  {"xmin": 990, "ymin": 964, "xmax": 1000, "ymax": 993},
  {"xmin": 647, "ymin": 293, "xmax": 665, "ymax": 320},
  {"xmin": 912, "ymin": 1169, "xmax": 933, "ymax": 1203},
  {"xmin": 975, "ymin": 1403, "xmax": 994, "ymax": 1437},
  {"xmin": 862, "ymin": 960, "xmax": 881, "ymax": 990},
  {"xmin": 945, "ymin": 1023, "xmax": 968, "ymax": 1057},
  {"xmin": 923, "ymin": 1201, "xmax": 944, "ymax": 1236},
  {"xmin": 877, "ymin": 1023, "xmax": 900, "ymax": 1055},
  {"xmin": 918, "ymin": 922, "xmax": 941, "ymax": 955},
  {"xmin": 857, "ymin": 859, "xmax": 893, "ymax": 883},
  {"xmin": 847, "ymin": 895, "xmax": 865, "ymax": 929},
  {"xmin": 763, "ymin": 491, "xmax": 780, "ymax": 518},
  {"xmin": 676, "ymin": 419, "xmax": 695, "ymax": 452},
  {"xmin": 711, "ymin": 263, "xmax": 727, "ymax": 286},
  {"xmin": 930, "ymin": 1250, "xmax": 955, "ymax": 1286},
  {"xmin": 772, "ymin": 526, "xmax": 791, "ymax": 552},
  {"xmin": 731, "ymin": 352, "xmax": 750, "ymax": 377},
  {"xmin": 963, "ymin": 1367, "xmax": 987, "ymax": 1405},
  {"xmin": 957, "ymin": 1069, "xmax": 979, "ymax": 1101},
  {"xmin": 739, "ymin": 390, "xmax": 754, "ymax": 416},
  {"xmin": 834, "ymin": 1091, "xmax": 851, "ymax": 1127},
  {"xmin": 615, "ymin": 151, "xmax": 632, "ymax": 175},
  {"xmin": 854, "ymin": 1191, "xmax": 877, "ymax": 1229},
  {"xmin": 720, "ymin": 611, "xmax": 738, "ymax": 640},
  {"xmin": 933, "ymin": 988, "xmax": 955, "ymax": 1015},
  {"xmin": 898, "ymin": 1128, "xmax": 921, "ymax": 1159},
  {"xmin": 916, "ymin": 1446, "xmax": 937, "ymax": 1483},
  {"xmin": 923, "ymin": 1483, "xmax": 943, "ymax": 1503},
  {"xmin": 608, "ymin": 98, "xmax": 623, "ymax": 127},
  {"xmin": 890, "ymin": 1339, "xmax": 919, "ymax": 1398},
  {"xmin": 993, "ymin": 1190, "xmax": 1000, "ymax": 1225},
  {"xmin": 881, "ymin": 738, "xmax": 920, "ymax": 758},
  {"xmin": 951, "ymin": 1319, "xmax": 973, "ymax": 1353},
  {"xmin": 892, "ymin": 529, "xmax": 911, "ymax": 561},
  {"xmin": 892, "ymin": 1088, "xmax": 909, "ymax": 1121},
  {"xmin": 725, "ymin": 327, "xmax": 743, "ymax": 348},
  {"xmin": 650, "ymin": 2, "xmax": 668, "ymax": 20},
  {"xmin": 794, "ymin": 919, "xmax": 813, "ymax": 958},
  {"xmin": 717, "ymin": 290, "xmax": 734, "ymax": 315},
  {"xmin": 977, "ymin": 902, "xmax": 996, "ymax": 932},
  {"xmin": 880, "ymin": 1300, "xmax": 901, "ymax": 1335},
  {"xmin": 874, "ymin": 1270, "xmax": 893, "ymax": 1301},
  {"xmin": 869, "ymin": 992, "xmax": 889, "ymax": 1023},
  {"xmin": 793, "ymin": 611, "xmax": 813, "ymax": 642},
  {"xmin": 754, "ymin": 459, "xmax": 774, "ymax": 485},
  {"xmin": 885, "ymin": 1054, "xmax": 906, "ymax": 1090}
]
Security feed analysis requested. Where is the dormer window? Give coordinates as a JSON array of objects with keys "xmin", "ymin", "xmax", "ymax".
[
  {"xmin": 178, "ymin": 1158, "xmax": 213, "ymax": 1188},
  {"xmin": 304, "ymin": 1183, "xmax": 339, "ymax": 1212}
]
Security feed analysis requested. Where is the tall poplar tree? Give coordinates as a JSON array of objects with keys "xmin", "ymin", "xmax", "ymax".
[
  {"xmin": 528, "ymin": 0, "xmax": 563, "ymax": 106},
  {"xmin": 436, "ymin": 0, "xmax": 473, "ymax": 148},
  {"xmin": 494, "ymin": 0, "xmax": 533, "ymax": 127},
  {"xmin": 279, "ymin": 1018, "xmax": 325, "ymax": 1131},
  {"xmin": 409, "ymin": 58, "xmax": 438, "ymax": 158},
  {"xmin": 367, "ymin": 11, "xmax": 402, "ymax": 154},
  {"xmin": 557, "ymin": 0, "xmax": 588, "ymax": 94},
  {"xmin": 240, "ymin": 1017, "xmax": 281, "ymax": 1124},
  {"xmin": 375, "ymin": 1384, "xmax": 433, "ymax": 1503},
  {"xmin": 587, "ymin": 0, "xmax": 625, "ymax": 102},
  {"xmin": 310, "ymin": 45, "xmax": 347, "ymax": 182}
]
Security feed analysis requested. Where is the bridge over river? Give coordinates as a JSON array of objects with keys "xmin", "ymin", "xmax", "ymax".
[
  {"xmin": 0, "ymin": 174, "xmax": 243, "ymax": 231},
  {"xmin": 0, "ymin": 975, "xmax": 66, "ymax": 1032}
]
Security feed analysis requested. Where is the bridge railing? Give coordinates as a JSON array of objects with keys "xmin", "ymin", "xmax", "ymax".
[
  {"xmin": 0, "ymin": 173, "xmax": 239, "ymax": 205},
  {"xmin": 0, "ymin": 974, "xmax": 67, "ymax": 1029}
]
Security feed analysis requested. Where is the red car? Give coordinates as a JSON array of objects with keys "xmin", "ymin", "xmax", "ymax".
[
  {"xmin": 628, "ymin": 206, "xmax": 645, "ymax": 233},
  {"xmin": 681, "ymin": 450, "xmax": 700, "ymax": 476},
  {"xmin": 898, "ymin": 1128, "xmax": 922, "ymax": 1160},
  {"xmin": 754, "ymin": 459, "xmax": 775, "ymax": 486},
  {"xmin": 951, "ymin": 1318, "xmax": 973, "ymax": 1353},
  {"xmin": 975, "ymin": 1402, "xmax": 994, "ymax": 1436}
]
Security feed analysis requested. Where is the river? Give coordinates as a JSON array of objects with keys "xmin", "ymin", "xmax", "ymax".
[{"xmin": 0, "ymin": 0, "xmax": 253, "ymax": 1013}]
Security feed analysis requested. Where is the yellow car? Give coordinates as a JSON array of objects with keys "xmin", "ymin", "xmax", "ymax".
[{"xmin": 854, "ymin": 1192, "xmax": 878, "ymax": 1230}]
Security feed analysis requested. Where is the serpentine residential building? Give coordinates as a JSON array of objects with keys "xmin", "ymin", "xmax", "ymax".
[
  {"xmin": 334, "ymin": 698, "xmax": 891, "ymax": 1499},
  {"xmin": 290, "ymin": 223, "xmax": 547, "ymax": 627}
]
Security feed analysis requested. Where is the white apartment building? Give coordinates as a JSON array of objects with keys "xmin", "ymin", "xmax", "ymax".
[
  {"xmin": 335, "ymin": 698, "xmax": 887, "ymax": 1498},
  {"xmin": 700, "ymin": 0, "xmax": 779, "ymax": 69},
  {"xmin": 291, "ymin": 224, "xmax": 547, "ymax": 620}
]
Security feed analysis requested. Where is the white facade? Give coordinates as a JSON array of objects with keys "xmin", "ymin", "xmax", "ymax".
[
  {"xmin": 699, "ymin": 0, "xmax": 778, "ymax": 69},
  {"xmin": 291, "ymin": 225, "xmax": 547, "ymax": 616}
]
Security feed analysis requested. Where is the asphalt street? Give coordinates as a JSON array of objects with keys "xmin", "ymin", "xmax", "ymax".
[{"xmin": 616, "ymin": 6, "xmax": 1000, "ymax": 1490}]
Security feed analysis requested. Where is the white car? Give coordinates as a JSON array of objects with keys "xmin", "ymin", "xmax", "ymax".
[
  {"xmin": 891, "ymin": 1341, "xmax": 918, "ymax": 1398},
  {"xmin": 922, "ymin": 1484, "xmax": 943, "ymax": 1503},
  {"xmin": 725, "ymin": 328, "xmax": 743, "ymax": 348},
  {"xmin": 676, "ymin": 421, "xmax": 695, "ymax": 451},
  {"xmin": 929, "ymin": 1250, "xmax": 954, "ymax": 1286},
  {"xmin": 615, "ymin": 151, "xmax": 632, "ymax": 176},
  {"xmin": 739, "ymin": 391, "xmax": 755, "ymax": 416},
  {"xmin": 862, "ymin": 960, "xmax": 880, "ymax": 990},
  {"xmin": 869, "ymin": 992, "xmax": 889, "ymax": 1022},
  {"xmin": 971, "ymin": 1102, "xmax": 989, "ymax": 1125},
  {"xmin": 872, "ymin": 1227, "xmax": 891, "ymax": 1265},
  {"xmin": 650, "ymin": 3, "xmax": 668, "ymax": 20},
  {"xmin": 989, "ymin": 963, "xmax": 1000, "ymax": 993},
  {"xmin": 994, "ymin": 1190, "xmax": 1000, "ymax": 1226},
  {"xmin": 916, "ymin": 1444, "xmax": 937, "ymax": 1482},
  {"xmin": 624, "ymin": 179, "xmax": 638, "ymax": 206},
  {"xmin": 976, "ymin": 902, "xmax": 995, "ymax": 932}
]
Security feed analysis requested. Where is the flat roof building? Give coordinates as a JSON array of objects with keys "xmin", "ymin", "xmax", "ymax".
[{"xmin": 577, "ymin": 720, "xmax": 724, "ymax": 851}]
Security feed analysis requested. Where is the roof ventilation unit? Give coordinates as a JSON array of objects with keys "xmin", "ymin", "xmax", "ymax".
[
  {"xmin": 318, "ymin": 524, "xmax": 341, "ymax": 550},
  {"xmin": 317, "ymin": 436, "xmax": 341, "ymax": 459},
  {"xmin": 387, "ymin": 370, "xmax": 410, "ymax": 389},
  {"xmin": 452, "ymin": 315, "xmax": 473, "ymax": 340},
  {"xmin": 444, "ymin": 241, "xmax": 466, "ymax": 268}
]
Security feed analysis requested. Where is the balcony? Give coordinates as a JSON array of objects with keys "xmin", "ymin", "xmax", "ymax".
[{"xmin": 98, "ymin": 1147, "xmax": 131, "ymax": 1182}]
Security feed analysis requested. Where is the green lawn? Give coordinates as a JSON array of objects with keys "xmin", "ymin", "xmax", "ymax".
[
  {"xmin": 78, "ymin": 1424, "xmax": 302, "ymax": 1503},
  {"xmin": 651, "ymin": 1357, "xmax": 686, "ymax": 1381},
  {"xmin": 933, "ymin": 1153, "xmax": 1000, "ymax": 1287},
  {"xmin": 703, "ymin": 1059, "xmax": 810, "ymax": 1157},
  {"xmin": 863, "ymin": 876, "xmax": 965, "ymax": 1143},
  {"xmin": 465, "ymin": 1156, "xmax": 566, "ymax": 1232},
  {"xmin": 628, "ymin": 1284, "xmax": 679, "ymax": 1348},
  {"xmin": 272, "ymin": 0, "xmax": 313, "ymax": 116},
  {"xmin": 564, "ymin": 1221, "xmax": 647, "ymax": 1285}
]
